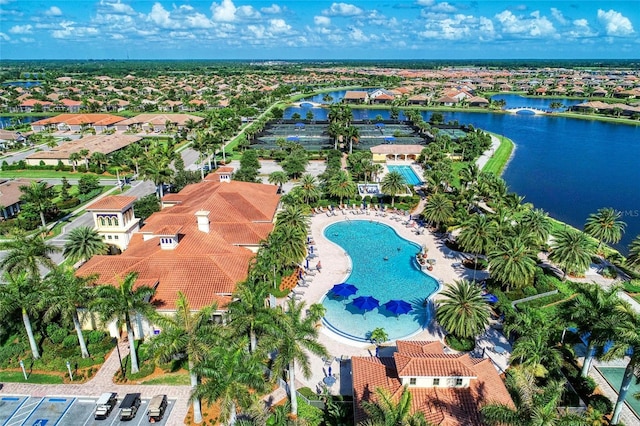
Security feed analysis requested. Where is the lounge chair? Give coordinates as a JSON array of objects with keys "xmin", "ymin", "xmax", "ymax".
[
  {"xmin": 288, "ymin": 293, "xmax": 303, "ymax": 301},
  {"xmin": 297, "ymin": 281, "xmax": 310, "ymax": 288},
  {"xmin": 291, "ymin": 289, "xmax": 304, "ymax": 295}
]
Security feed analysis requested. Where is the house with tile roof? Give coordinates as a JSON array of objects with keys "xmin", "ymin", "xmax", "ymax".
[
  {"xmin": 76, "ymin": 178, "xmax": 280, "ymax": 337},
  {"xmin": 0, "ymin": 178, "xmax": 36, "ymax": 219},
  {"xmin": 25, "ymin": 134, "xmax": 141, "ymax": 166},
  {"xmin": 352, "ymin": 340, "xmax": 514, "ymax": 426},
  {"xmin": 85, "ymin": 195, "xmax": 140, "ymax": 251}
]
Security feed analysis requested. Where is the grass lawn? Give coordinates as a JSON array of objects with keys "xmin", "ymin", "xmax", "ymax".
[
  {"xmin": 140, "ymin": 372, "xmax": 191, "ymax": 385},
  {"xmin": 0, "ymin": 371, "xmax": 64, "ymax": 384},
  {"xmin": 482, "ymin": 133, "xmax": 514, "ymax": 175},
  {"xmin": 0, "ymin": 170, "xmax": 116, "ymax": 180}
]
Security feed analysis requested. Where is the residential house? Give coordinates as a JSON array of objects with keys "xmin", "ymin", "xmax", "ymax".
[
  {"xmin": 352, "ymin": 340, "xmax": 514, "ymax": 425},
  {"xmin": 25, "ymin": 134, "xmax": 142, "ymax": 166},
  {"xmin": 343, "ymin": 91, "xmax": 369, "ymax": 104},
  {"xmin": 0, "ymin": 178, "xmax": 36, "ymax": 219},
  {"xmin": 31, "ymin": 113, "xmax": 125, "ymax": 133}
]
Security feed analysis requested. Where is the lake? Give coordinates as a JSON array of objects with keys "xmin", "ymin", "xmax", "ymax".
[
  {"xmin": 0, "ymin": 116, "xmax": 45, "ymax": 129},
  {"xmin": 284, "ymin": 102, "xmax": 640, "ymax": 253}
]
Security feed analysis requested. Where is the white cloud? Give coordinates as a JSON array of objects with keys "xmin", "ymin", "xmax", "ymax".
[
  {"xmin": 9, "ymin": 24, "xmax": 32, "ymax": 34},
  {"xmin": 236, "ymin": 5, "xmax": 261, "ymax": 20},
  {"xmin": 550, "ymin": 8, "xmax": 567, "ymax": 25},
  {"xmin": 567, "ymin": 18, "xmax": 596, "ymax": 38},
  {"xmin": 100, "ymin": 0, "xmax": 136, "ymax": 15},
  {"xmin": 269, "ymin": 18, "xmax": 290, "ymax": 33},
  {"xmin": 415, "ymin": 0, "xmax": 435, "ymax": 6},
  {"xmin": 314, "ymin": 16, "xmax": 331, "ymax": 26},
  {"xmin": 349, "ymin": 27, "xmax": 369, "ymax": 42},
  {"xmin": 261, "ymin": 4, "xmax": 281, "ymax": 14},
  {"xmin": 211, "ymin": 0, "xmax": 237, "ymax": 22},
  {"xmin": 20, "ymin": 37, "xmax": 34, "ymax": 43},
  {"xmin": 597, "ymin": 9, "xmax": 634, "ymax": 36},
  {"xmin": 51, "ymin": 21, "xmax": 99, "ymax": 39},
  {"xmin": 44, "ymin": 6, "xmax": 62, "ymax": 16},
  {"xmin": 495, "ymin": 10, "xmax": 555, "ymax": 37},
  {"xmin": 0, "ymin": 32, "xmax": 10, "ymax": 41},
  {"xmin": 323, "ymin": 3, "xmax": 363, "ymax": 17},
  {"xmin": 431, "ymin": 2, "xmax": 456, "ymax": 13},
  {"xmin": 149, "ymin": 3, "xmax": 175, "ymax": 28}
]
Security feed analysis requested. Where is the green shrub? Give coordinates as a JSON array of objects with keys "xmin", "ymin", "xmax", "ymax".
[
  {"xmin": 57, "ymin": 197, "xmax": 80, "ymax": 210},
  {"xmin": 523, "ymin": 286, "xmax": 538, "ymax": 297},
  {"xmin": 573, "ymin": 375, "xmax": 597, "ymax": 396},
  {"xmin": 588, "ymin": 394, "xmax": 613, "ymax": 415},
  {"xmin": 600, "ymin": 265, "xmax": 617, "ymax": 279},
  {"xmin": 62, "ymin": 334, "xmax": 78, "ymax": 349},
  {"xmin": 297, "ymin": 398, "xmax": 324, "ymax": 426},
  {"xmin": 445, "ymin": 335, "xmax": 475, "ymax": 352},
  {"xmin": 86, "ymin": 330, "xmax": 107, "ymax": 344},
  {"xmin": 46, "ymin": 324, "xmax": 69, "ymax": 345}
]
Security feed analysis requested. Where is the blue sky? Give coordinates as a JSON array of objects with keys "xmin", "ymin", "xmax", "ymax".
[{"xmin": 1, "ymin": 1, "xmax": 638, "ymax": 60}]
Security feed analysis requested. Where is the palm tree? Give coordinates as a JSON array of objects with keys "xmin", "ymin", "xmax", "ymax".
[
  {"xmin": 598, "ymin": 304, "xmax": 640, "ymax": 425},
  {"xmin": 0, "ymin": 231, "xmax": 60, "ymax": 278},
  {"xmin": 561, "ymin": 282, "xmax": 626, "ymax": 377},
  {"xmin": 0, "ymin": 271, "xmax": 45, "ymax": 359},
  {"xmin": 549, "ymin": 229, "xmax": 595, "ymax": 279},
  {"xmin": 510, "ymin": 330, "xmax": 562, "ymax": 377},
  {"xmin": 192, "ymin": 338, "xmax": 268, "ymax": 425},
  {"xmin": 148, "ymin": 292, "xmax": 220, "ymax": 424},
  {"xmin": 481, "ymin": 368, "xmax": 588, "ymax": 426},
  {"xmin": 360, "ymin": 386, "xmax": 429, "ymax": 426},
  {"xmin": 140, "ymin": 158, "xmax": 174, "ymax": 198},
  {"xmin": 584, "ymin": 207, "xmax": 626, "ymax": 251},
  {"xmin": 436, "ymin": 279, "xmax": 491, "ymax": 340},
  {"xmin": 296, "ymin": 174, "xmax": 322, "ymax": 204},
  {"xmin": 626, "ymin": 235, "xmax": 640, "ymax": 269},
  {"xmin": 456, "ymin": 214, "xmax": 497, "ymax": 273},
  {"xmin": 381, "ymin": 171, "xmax": 406, "ymax": 207},
  {"xmin": 270, "ymin": 298, "xmax": 329, "ymax": 417},
  {"xmin": 226, "ymin": 281, "xmax": 279, "ymax": 354},
  {"xmin": 126, "ymin": 143, "xmax": 145, "ymax": 176},
  {"xmin": 79, "ymin": 148, "xmax": 90, "ymax": 169},
  {"xmin": 268, "ymin": 171, "xmax": 289, "ymax": 191},
  {"xmin": 327, "ymin": 170, "xmax": 357, "ymax": 206},
  {"xmin": 520, "ymin": 208, "xmax": 552, "ymax": 246},
  {"xmin": 422, "ymin": 193, "xmax": 453, "ymax": 230},
  {"xmin": 276, "ymin": 204, "xmax": 309, "ymax": 235},
  {"xmin": 345, "ymin": 125, "xmax": 359, "ymax": 154},
  {"xmin": 269, "ymin": 225, "xmax": 307, "ymax": 269},
  {"xmin": 488, "ymin": 238, "xmax": 537, "ymax": 291},
  {"xmin": 90, "ymin": 152, "xmax": 109, "ymax": 171},
  {"xmin": 69, "ymin": 152, "xmax": 81, "ymax": 172},
  {"xmin": 63, "ymin": 226, "xmax": 108, "ymax": 265},
  {"xmin": 91, "ymin": 272, "xmax": 156, "ymax": 375},
  {"xmin": 19, "ymin": 180, "xmax": 55, "ymax": 228},
  {"xmin": 42, "ymin": 267, "xmax": 95, "ymax": 358}
]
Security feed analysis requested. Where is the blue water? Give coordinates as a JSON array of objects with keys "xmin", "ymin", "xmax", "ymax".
[
  {"xmin": 285, "ymin": 106, "xmax": 408, "ymax": 122},
  {"xmin": 0, "ymin": 115, "xmax": 46, "ymax": 129},
  {"xmin": 1, "ymin": 81, "xmax": 42, "ymax": 88},
  {"xmin": 387, "ymin": 165, "xmax": 422, "ymax": 186},
  {"xmin": 322, "ymin": 220, "xmax": 438, "ymax": 342},
  {"xmin": 491, "ymin": 94, "xmax": 583, "ymax": 111}
]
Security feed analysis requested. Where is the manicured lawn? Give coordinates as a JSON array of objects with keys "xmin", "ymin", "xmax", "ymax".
[
  {"xmin": 482, "ymin": 133, "xmax": 514, "ymax": 175},
  {"xmin": 140, "ymin": 372, "xmax": 191, "ymax": 385},
  {"xmin": 0, "ymin": 170, "xmax": 115, "ymax": 179},
  {"xmin": 0, "ymin": 371, "xmax": 64, "ymax": 384}
]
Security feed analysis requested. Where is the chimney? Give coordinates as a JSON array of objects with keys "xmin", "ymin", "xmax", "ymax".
[{"xmin": 195, "ymin": 210, "xmax": 210, "ymax": 233}]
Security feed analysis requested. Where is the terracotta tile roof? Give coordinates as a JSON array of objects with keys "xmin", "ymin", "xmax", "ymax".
[
  {"xmin": 352, "ymin": 340, "xmax": 514, "ymax": 426},
  {"xmin": 32, "ymin": 113, "xmax": 125, "ymax": 126},
  {"xmin": 0, "ymin": 178, "xmax": 39, "ymax": 207},
  {"xmin": 86, "ymin": 195, "xmax": 137, "ymax": 211},
  {"xmin": 116, "ymin": 113, "xmax": 204, "ymax": 126},
  {"xmin": 77, "ymin": 179, "xmax": 280, "ymax": 311},
  {"xmin": 26, "ymin": 134, "xmax": 141, "ymax": 160}
]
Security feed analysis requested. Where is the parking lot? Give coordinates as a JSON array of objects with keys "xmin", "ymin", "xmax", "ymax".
[{"xmin": 0, "ymin": 395, "xmax": 175, "ymax": 426}]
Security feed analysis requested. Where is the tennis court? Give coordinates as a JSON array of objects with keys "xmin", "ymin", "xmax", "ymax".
[{"xmin": 438, "ymin": 128, "xmax": 468, "ymax": 140}]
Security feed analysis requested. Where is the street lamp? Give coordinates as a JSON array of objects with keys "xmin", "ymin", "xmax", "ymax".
[{"xmin": 66, "ymin": 360, "xmax": 73, "ymax": 381}]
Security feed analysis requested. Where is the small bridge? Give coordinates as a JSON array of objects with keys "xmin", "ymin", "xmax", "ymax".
[
  {"xmin": 292, "ymin": 101, "xmax": 323, "ymax": 108},
  {"xmin": 504, "ymin": 107, "xmax": 548, "ymax": 115}
]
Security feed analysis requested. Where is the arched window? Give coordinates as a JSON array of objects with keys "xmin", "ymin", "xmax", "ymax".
[{"xmin": 99, "ymin": 216, "xmax": 106, "ymax": 226}]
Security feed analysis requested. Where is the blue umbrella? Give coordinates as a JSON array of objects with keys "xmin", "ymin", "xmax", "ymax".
[
  {"xmin": 331, "ymin": 283, "xmax": 358, "ymax": 298},
  {"xmin": 483, "ymin": 293, "xmax": 499, "ymax": 304},
  {"xmin": 352, "ymin": 295, "xmax": 379, "ymax": 313},
  {"xmin": 383, "ymin": 300, "xmax": 413, "ymax": 316}
]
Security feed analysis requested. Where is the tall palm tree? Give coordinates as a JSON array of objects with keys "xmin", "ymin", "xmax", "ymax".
[
  {"xmin": 125, "ymin": 143, "xmax": 145, "ymax": 176},
  {"xmin": 327, "ymin": 170, "xmax": 357, "ymax": 206},
  {"xmin": 488, "ymin": 238, "xmax": 537, "ymax": 291},
  {"xmin": 345, "ymin": 125, "xmax": 359, "ymax": 154},
  {"xmin": 0, "ymin": 271, "xmax": 45, "ymax": 359},
  {"xmin": 549, "ymin": 229, "xmax": 595, "ymax": 279},
  {"xmin": 584, "ymin": 207, "xmax": 626, "ymax": 251},
  {"xmin": 192, "ymin": 338, "xmax": 268, "ymax": 425},
  {"xmin": 436, "ymin": 279, "xmax": 491, "ymax": 340},
  {"xmin": 520, "ymin": 208, "xmax": 552, "ymax": 246},
  {"xmin": 481, "ymin": 368, "xmax": 588, "ymax": 426},
  {"xmin": 148, "ymin": 292, "xmax": 220, "ymax": 424},
  {"xmin": 269, "ymin": 225, "xmax": 307, "ymax": 269},
  {"xmin": 268, "ymin": 171, "xmax": 288, "ymax": 191},
  {"xmin": 0, "ymin": 231, "xmax": 60, "ymax": 278},
  {"xmin": 510, "ymin": 330, "xmax": 562, "ymax": 377},
  {"xmin": 598, "ymin": 304, "xmax": 640, "ymax": 425},
  {"xmin": 457, "ymin": 214, "xmax": 497, "ymax": 273},
  {"xmin": 276, "ymin": 204, "xmax": 309, "ymax": 235},
  {"xmin": 63, "ymin": 226, "xmax": 108, "ymax": 265},
  {"xmin": 561, "ymin": 282, "xmax": 626, "ymax": 377},
  {"xmin": 270, "ymin": 298, "xmax": 329, "ymax": 417},
  {"xmin": 360, "ymin": 386, "xmax": 430, "ymax": 426},
  {"xmin": 422, "ymin": 193, "xmax": 453, "ymax": 230},
  {"xmin": 91, "ymin": 272, "xmax": 156, "ymax": 375},
  {"xmin": 226, "ymin": 281, "xmax": 279, "ymax": 354},
  {"xmin": 626, "ymin": 235, "xmax": 640, "ymax": 269},
  {"xmin": 296, "ymin": 173, "xmax": 321, "ymax": 204},
  {"xmin": 381, "ymin": 171, "xmax": 406, "ymax": 207},
  {"xmin": 42, "ymin": 267, "xmax": 96, "ymax": 358},
  {"xmin": 19, "ymin": 180, "xmax": 55, "ymax": 228},
  {"xmin": 79, "ymin": 148, "xmax": 90, "ymax": 169},
  {"xmin": 69, "ymin": 152, "xmax": 81, "ymax": 172},
  {"xmin": 140, "ymin": 157, "xmax": 174, "ymax": 198}
]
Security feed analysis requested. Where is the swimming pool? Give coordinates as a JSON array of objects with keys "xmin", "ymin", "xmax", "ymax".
[
  {"xmin": 387, "ymin": 165, "xmax": 422, "ymax": 186},
  {"xmin": 322, "ymin": 220, "xmax": 439, "ymax": 342},
  {"xmin": 597, "ymin": 367, "xmax": 640, "ymax": 417}
]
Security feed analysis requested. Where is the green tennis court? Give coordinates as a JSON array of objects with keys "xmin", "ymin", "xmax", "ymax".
[
  {"xmin": 597, "ymin": 366, "xmax": 640, "ymax": 417},
  {"xmin": 438, "ymin": 128, "xmax": 468, "ymax": 140}
]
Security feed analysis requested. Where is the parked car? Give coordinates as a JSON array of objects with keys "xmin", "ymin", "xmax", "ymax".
[
  {"xmin": 119, "ymin": 393, "xmax": 141, "ymax": 421},
  {"xmin": 94, "ymin": 392, "xmax": 118, "ymax": 420},
  {"xmin": 147, "ymin": 394, "xmax": 168, "ymax": 422}
]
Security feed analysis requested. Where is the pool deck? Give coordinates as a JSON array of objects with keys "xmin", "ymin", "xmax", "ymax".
[{"xmin": 287, "ymin": 207, "xmax": 512, "ymax": 397}]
